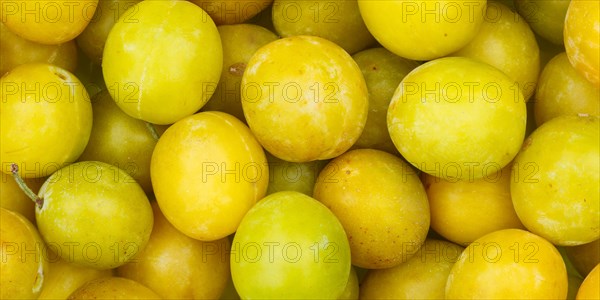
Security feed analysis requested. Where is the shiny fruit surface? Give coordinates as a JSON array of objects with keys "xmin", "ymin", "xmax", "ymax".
[
  {"xmin": 511, "ymin": 115, "xmax": 599, "ymax": 246},
  {"xmin": 151, "ymin": 111, "xmax": 268, "ymax": 241},
  {"xmin": 445, "ymin": 229, "xmax": 568, "ymax": 299},
  {"xmin": 231, "ymin": 191, "xmax": 351, "ymax": 299},
  {"xmin": 36, "ymin": 161, "xmax": 153, "ymax": 269},
  {"xmin": 117, "ymin": 202, "xmax": 230, "ymax": 299},
  {"xmin": 102, "ymin": 0, "xmax": 222, "ymax": 124},
  {"xmin": 358, "ymin": 0, "xmax": 486, "ymax": 60},
  {"xmin": 241, "ymin": 35, "xmax": 368, "ymax": 162},
  {"xmin": 388, "ymin": 57, "xmax": 527, "ymax": 181},
  {"xmin": 313, "ymin": 149, "xmax": 430, "ymax": 269},
  {"xmin": 564, "ymin": 0, "xmax": 600, "ymax": 87},
  {"xmin": 0, "ymin": 63, "xmax": 92, "ymax": 178},
  {"xmin": 0, "ymin": 0, "xmax": 99, "ymax": 45}
]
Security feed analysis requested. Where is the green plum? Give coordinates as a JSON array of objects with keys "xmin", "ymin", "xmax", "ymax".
[
  {"xmin": 12, "ymin": 161, "xmax": 153, "ymax": 269},
  {"xmin": 202, "ymin": 24, "xmax": 279, "ymax": 122},
  {"xmin": 515, "ymin": 0, "xmax": 570, "ymax": 45},
  {"xmin": 266, "ymin": 152, "xmax": 327, "ymax": 196},
  {"xmin": 231, "ymin": 191, "xmax": 351, "ymax": 299},
  {"xmin": 78, "ymin": 90, "xmax": 158, "ymax": 195},
  {"xmin": 0, "ymin": 22, "xmax": 78, "ymax": 76},
  {"xmin": 76, "ymin": 0, "xmax": 142, "ymax": 64},
  {"xmin": 272, "ymin": 0, "xmax": 376, "ymax": 54},
  {"xmin": 351, "ymin": 47, "xmax": 419, "ymax": 154}
]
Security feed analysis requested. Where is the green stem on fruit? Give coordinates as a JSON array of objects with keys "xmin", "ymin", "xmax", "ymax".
[
  {"xmin": 146, "ymin": 122, "xmax": 160, "ymax": 141},
  {"xmin": 10, "ymin": 163, "xmax": 43, "ymax": 209}
]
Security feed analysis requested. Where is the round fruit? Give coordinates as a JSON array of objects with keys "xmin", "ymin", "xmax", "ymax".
[
  {"xmin": 38, "ymin": 258, "xmax": 112, "ymax": 299},
  {"xmin": 423, "ymin": 164, "xmax": 524, "ymax": 245},
  {"xmin": 151, "ymin": 111, "xmax": 268, "ymax": 241},
  {"xmin": 452, "ymin": 1, "xmax": 540, "ymax": 101},
  {"xmin": 313, "ymin": 149, "xmax": 430, "ymax": 269},
  {"xmin": 0, "ymin": 22, "xmax": 77, "ymax": 76},
  {"xmin": 0, "ymin": 208, "xmax": 47, "ymax": 299},
  {"xmin": 339, "ymin": 267, "xmax": 359, "ymax": 300},
  {"xmin": 67, "ymin": 277, "xmax": 160, "ymax": 299},
  {"xmin": 0, "ymin": 0, "xmax": 99, "ymax": 45},
  {"xmin": 358, "ymin": 0, "xmax": 486, "ymax": 60},
  {"xmin": 231, "ymin": 191, "xmax": 351, "ymax": 299},
  {"xmin": 241, "ymin": 35, "xmax": 368, "ymax": 162},
  {"xmin": 577, "ymin": 264, "xmax": 600, "ymax": 300},
  {"xmin": 117, "ymin": 202, "xmax": 230, "ymax": 299},
  {"xmin": 534, "ymin": 52, "xmax": 599, "ymax": 126},
  {"xmin": 0, "ymin": 63, "xmax": 92, "ymax": 178},
  {"xmin": 387, "ymin": 57, "xmax": 527, "ymax": 181},
  {"xmin": 202, "ymin": 24, "xmax": 279, "ymax": 122},
  {"xmin": 78, "ymin": 90, "xmax": 158, "ymax": 195},
  {"xmin": 102, "ymin": 0, "xmax": 222, "ymax": 124},
  {"xmin": 360, "ymin": 239, "xmax": 464, "ymax": 299},
  {"xmin": 511, "ymin": 115, "xmax": 599, "ymax": 246},
  {"xmin": 446, "ymin": 229, "xmax": 568, "ymax": 299},
  {"xmin": 76, "ymin": 0, "xmax": 142, "ymax": 64},
  {"xmin": 351, "ymin": 47, "xmax": 419, "ymax": 154},
  {"xmin": 515, "ymin": 0, "xmax": 569, "ymax": 45},
  {"xmin": 33, "ymin": 161, "xmax": 153, "ymax": 269},
  {"xmin": 272, "ymin": 0, "xmax": 375, "ymax": 54},
  {"xmin": 564, "ymin": 0, "xmax": 600, "ymax": 87}
]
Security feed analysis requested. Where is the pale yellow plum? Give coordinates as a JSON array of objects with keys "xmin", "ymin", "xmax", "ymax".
[
  {"xmin": 534, "ymin": 52, "xmax": 599, "ymax": 126},
  {"xmin": 313, "ymin": 149, "xmax": 430, "ymax": 269},
  {"xmin": 515, "ymin": 0, "xmax": 570, "ymax": 45},
  {"xmin": 358, "ymin": 0, "xmax": 486, "ymax": 60},
  {"xmin": 67, "ymin": 277, "xmax": 160, "ymax": 299},
  {"xmin": 230, "ymin": 191, "xmax": 351, "ymax": 299},
  {"xmin": 76, "ymin": 0, "xmax": 142, "ymax": 64},
  {"xmin": 102, "ymin": 0, "xmax": 222, "ymax": 124},
  {"xmin": 446, "ymin": 229, "xmax": 568, "ymax": 299},
  {"xmin": 0, "ymin": 22, "xmax": 77, "ymax": 76},
  {"xmin": 38, "ymin": 258, "xmax": 112, "ymax": 299},
  {"xmin": 388, "ymin": 57, "xmax": 527, "ymax": 181},
  {"xmin": 564, "ymin": 0, "xmax": 600, "ymax": 87},
  {"xmin": 576, "ymin": 264, "xmax": 600, "ymax": 300},
  {"xmin": 151, "ymin": 111, "xmax": 268, "ymax": 241},
  {"xmin": 78, "ymin": 90, "xmax": 157, "ymax": 195},
  {"xmin": 423, "ymin": 165, "xmax": 525, "ymax": 245},
  {"xmin": 453, "ymin": 1, "xmax": 540, "ymax": 100},
  {"xmin": 190, "ymin": 0, "xmax": 273, "ymax": 25},
  {"xmin": 35, "ymin": 161, "xmax": 154, "ymax": 269},
  {"xmin": 0, "ymin": 63, "xmax": 92, "ymax": 178},
  {"xmin": 511, "ymin": 115, "xmax": 599, "ymax": 246},
  {"xmin": 117, "ymin": 202, "xmax": 230, "ymax": 299},
  {"xmin": 351, "ymin": 48, "xmax": 419, "ymax": 154},
  {"xmin": 0, "ymin": 208, "xmax": 47, "ymax": 299},
  {"xmin": 567, "ymin": 240, "xmax": 600, "ymax": 278},
  {"xmin": 241, "ymin": 35, "xmax": 368, "ymax": 162},
  {"xmin": 202, "ymin": 24, "xmax": 278, "ymax": 122},
  {"xmin": 0, "ymin": 0, "xmax": 99, "ymax": 45},
  {"xmin": 360, "ymin": 239, "xmax": 464, "ymax": 299},
  {"xmin": 272, "ymin": 0, "xmax": 376, "ymax": 54}
]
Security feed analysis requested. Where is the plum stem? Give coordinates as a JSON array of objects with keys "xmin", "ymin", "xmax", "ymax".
[
  {"xmin": 10, "ymin": 163, "xmax": 43, "ymax": 209},
  {"xmin": 145, "ymin": 122, "xmax": 159, "ymax": 140}
]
